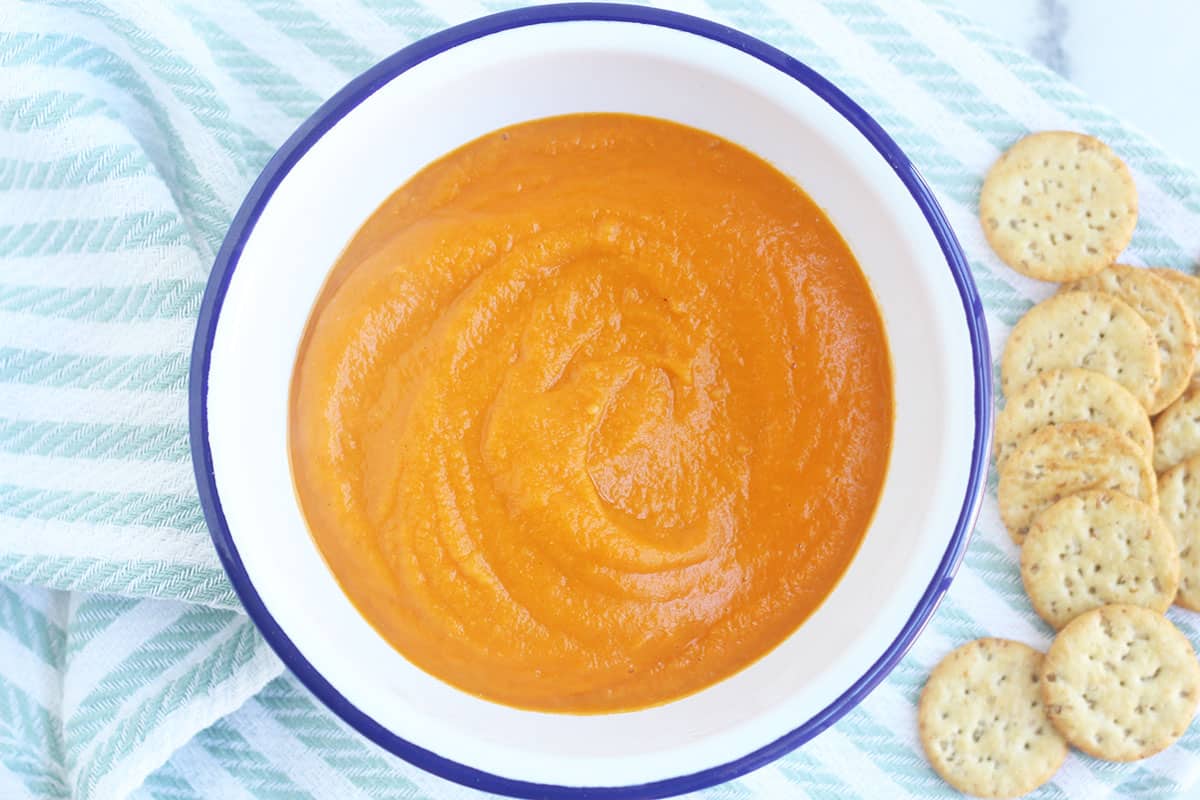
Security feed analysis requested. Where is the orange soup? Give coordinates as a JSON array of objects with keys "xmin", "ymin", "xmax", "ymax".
[{"xmin": 289, "ymin": 114, "xmax": 893, "ymax": 712}]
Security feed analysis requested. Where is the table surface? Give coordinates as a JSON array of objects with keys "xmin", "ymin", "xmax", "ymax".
[{"xmin": 951, "ymin": 0, "xmax": 1200, "ymax": 175}]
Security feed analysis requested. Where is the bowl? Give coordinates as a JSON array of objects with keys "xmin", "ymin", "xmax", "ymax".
[{"xmin": 190, "ymin": 3, "xmax": 991, "ymax": 797}]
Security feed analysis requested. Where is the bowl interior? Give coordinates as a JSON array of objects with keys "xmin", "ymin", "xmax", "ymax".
[{"xmin": 203, "ymin": 18, "xmax": 981, "ymax": 788}]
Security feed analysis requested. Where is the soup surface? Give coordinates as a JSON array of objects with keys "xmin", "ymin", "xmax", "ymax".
[{"xmin": 290, "ymin": 113, "xmax": 893, "ymax": 712}]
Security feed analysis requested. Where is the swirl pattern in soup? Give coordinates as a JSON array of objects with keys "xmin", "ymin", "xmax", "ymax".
[{"xmin": 290, "ymin": 114, "xmax": 893, "ymax": 712}]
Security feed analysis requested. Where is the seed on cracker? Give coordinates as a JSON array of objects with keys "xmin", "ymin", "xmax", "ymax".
[
  {"xmin": 1021, "ymin": 491, "xmax": 1179, "ymax": 629},
  {"xmin": 1157, "ymin": 454, "xmax": 1200, "ymax": 610},
  {"xmin": 1153, "ymin": 385, "xmax": 1200, "ymax": 474},
  {"xmin": 998, "ymin": 421, "xmax": 1156, "ymax": 545},
  {"xmin": 979, "ymin": 131, "xmax": 1137, "ymax": 282},
  {"xmin": 1042, "ymin": 604, "xmax": 1200, "ymax": 761},
  {"xmin": 1151, "ymin": 268, "xmax": 1200, "ymax": 378},
  {"xmin": 994, "ymin": 367, "xmax": 1151, "ymax": 470},
  {"xmin": 1001, "ymin": 290, "xmax": 1160, "ymax": 411},
  {"xmin": 1063, "ymin": 265, "xmax": 1197, "ymax": 413},
  {"xmin": 919, "ymin": 638, "xmax": 1067, "ymax": 798}
]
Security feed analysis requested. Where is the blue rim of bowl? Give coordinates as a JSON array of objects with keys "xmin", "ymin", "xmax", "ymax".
[{"xmin": 190, "ymin": 3, "xmax": 993, "ymax": 797}]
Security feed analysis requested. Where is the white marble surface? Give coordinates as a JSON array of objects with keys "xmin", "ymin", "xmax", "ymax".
[{"xmin": 949, "ymin": 0, "xmax": 1200, "ymax": 174}]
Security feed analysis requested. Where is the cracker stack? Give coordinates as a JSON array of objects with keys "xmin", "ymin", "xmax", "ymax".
[{"xmin": 919, "ymin": 132, "xmax": 1200, "ymax": 798}]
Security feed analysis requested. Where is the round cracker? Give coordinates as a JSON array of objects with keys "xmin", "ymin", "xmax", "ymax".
[
  {"xmin": 919, "ymin": 638, "xmax": 1067, "ymax": 798},
  {"xmin": 1042, "ymin": 604, "xmax": 1200, "ymax": 761},
  {"xmin": 1001, "ymin": 291, "xmax": 1160, "ymax": 411},
  {"xmin": 1151, "ymin": 268, "xmax": 1200, "ymax": 377},
  {"xmin": 1157, "ymin": 454, "xmax": 1200, "ymax": 610},
  {"xmin": 1021, "ymin": 491, "xmax": 1179, "ymax": 629},
  {"xmin": 980, "ymin": 131, "xmax": 1137, "ymax": 282},
  {"xmin": 994, "ymin": 367, "xmax": 1151, "ymax": 470},
  {"xmin": 1063, "ymin": 265, "xmax": 1197, "ymax": 413},
  {"xmin": 1153, "ymin": 385, "xmax": 1200, "ymax": 474},
  {"xmin": 998, "ymin": 421, "xmax": 1157, "ymax": 545}
]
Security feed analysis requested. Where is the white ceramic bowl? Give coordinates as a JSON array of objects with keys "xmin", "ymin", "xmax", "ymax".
[{"xmin": 191, "ymin": 4, "xmax": 991, "ymax": 797}]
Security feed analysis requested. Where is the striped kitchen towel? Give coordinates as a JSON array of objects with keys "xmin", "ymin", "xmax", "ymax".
[{"xmin": 2, "ymin": 0, "xmax": 1199, "ymax": 797}]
